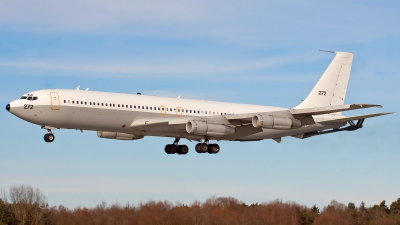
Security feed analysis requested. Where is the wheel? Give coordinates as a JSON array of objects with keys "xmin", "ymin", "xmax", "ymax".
[
  {"xmin": 44, "ymin": 133, "xmax": 55, "ymax": 143},
  {"xmin": 200, "ymin": 143, "xmax": 208, "ymax": 153},
  {"xmin": 164, "ymin": 144, "xmax": 171, "ymax": 154},
  {"xmin": 208, "ymin": 144, "xmax": 220, "ymax": 154},
  {"xmin": 195, "ymin": 143, "xmax": 202, "ymax": 153},
  {"xmin": 179, "ymin": 145, "xmax": 189, "ymax": 155},
  {"xmin": 170, "ymin": 144, "xmax": 177, "ymax": 154}
]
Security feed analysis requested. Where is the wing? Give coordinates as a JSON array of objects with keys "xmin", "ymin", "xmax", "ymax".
[
  {"xmin": 224, "ymin": 104, "xmax": 386, "ymax": 126},
  {"xmin": 130, "ymin": 104, "xmax": 390, "ymax": 140}
]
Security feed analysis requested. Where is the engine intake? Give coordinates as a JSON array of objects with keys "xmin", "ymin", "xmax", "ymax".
[
  {"xmin": 186, "ymin": 121, "xmax": 235, "ymax": 136},
  {"xmin": 252, "ymin": 114, "xmax": 301, "ymax": 130},
  {"xmin": 97, "ymin": 131, "xmax": 144, "ymax": 140}
]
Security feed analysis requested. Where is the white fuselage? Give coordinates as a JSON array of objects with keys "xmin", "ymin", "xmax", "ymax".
[{"xmin": 7, "ymin": 89, "xmax": 338, "ymax": 142}]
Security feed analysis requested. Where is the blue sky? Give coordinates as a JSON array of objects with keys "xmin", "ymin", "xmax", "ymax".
[{"xmin": 1, "ymin": 0, "xmax": 399, "ymax": 208}]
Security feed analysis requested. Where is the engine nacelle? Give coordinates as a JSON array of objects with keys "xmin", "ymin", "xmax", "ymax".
[
  {"xmin": 186, "ymin": 120, "xmax": 235, "ymax": 136},
  {"xmin": 252, "ymin": 114, "xmax": 301, "ymax": 130},
  {"xmin": 97, "ymin": 131, "xmax": 144, "ymax": 140}
]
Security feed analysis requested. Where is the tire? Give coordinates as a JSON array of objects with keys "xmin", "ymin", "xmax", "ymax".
[
  {"xmin": 44, "ymin": 134, "xmax": 55, "ymax": 143},
  {"xmin": 165, "ymin": 144, "xmax": 171, "ymax": 154},
  {"xmin": 177, "ymin": 145, "xmax": 183, "ymax": 155},
  {"xmin": 48, "ymin": 134, "xmax": 55, "ymax": 142},
  {"xmin": 195, "ymin": 143, "xmax": 202, "ymax": 153},
  {"xmin": 209, "ymin": 144, "xmax": 220, "ymax": 154},
  {"xmin": 180, "ymin": 145, "xmax": 189, "ymax": 155},
  {"xmin": 170, "ymin": 145, "xmax": 177, "ymax": 154},
  {"xmin": 200, "ymin": 143, "xmax": 208, "ymax": 153}
]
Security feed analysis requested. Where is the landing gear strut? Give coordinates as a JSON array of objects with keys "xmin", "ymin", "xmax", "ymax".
[{"xmin": 165, "ymin": 138, "xmax": 189, "ymax": 155}]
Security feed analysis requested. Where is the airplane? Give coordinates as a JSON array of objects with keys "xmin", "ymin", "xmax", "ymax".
[{"xmin": 5, "ymin": 51, "xmax": 393, "ymax": 155}]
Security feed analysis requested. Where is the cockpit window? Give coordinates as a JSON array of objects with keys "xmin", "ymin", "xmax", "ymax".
[{"xmin": 24, "ymin": 95, "xmax": 39, "ymax": 101}]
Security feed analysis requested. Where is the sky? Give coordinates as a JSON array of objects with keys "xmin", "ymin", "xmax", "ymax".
[{"xmin": 0, "ymin": 0, "xmax": 399, "ymax": 209}]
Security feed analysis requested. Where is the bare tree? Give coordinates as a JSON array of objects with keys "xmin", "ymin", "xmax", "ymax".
[{"xmin": 7, "ymin": 185, "xmax": 48, "ymax": 225}]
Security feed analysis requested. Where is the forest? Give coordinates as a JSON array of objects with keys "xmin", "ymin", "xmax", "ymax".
[{"xmin": 1, "ymin": 185, "xmax": 399, "ymax": 225}]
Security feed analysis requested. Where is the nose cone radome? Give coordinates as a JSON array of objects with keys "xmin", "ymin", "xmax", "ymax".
[{"xmin": 6, "ymin": 104, "xmax": 10, "ymax": 111}]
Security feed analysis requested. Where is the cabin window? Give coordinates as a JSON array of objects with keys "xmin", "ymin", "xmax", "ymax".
[
  {"xmin": 80, "ymin": 101, "xmax": 83, "ymax": 104},
  {"xmin": 170, "ymin": 108, "xmax": 172, "ymax": 111},
  {"xmin": 205, "ymin": 111, "xmax": 207, "ymax": 114},
  {"xmin": 130, "ymin": 105, "xmax": 132, "ymax": 108},
  {"xmin": 64, "ymin": 100, "xmax": 66, "ymax": 103},
  {"xmin": 142, "ymin": 106, "xmax": 144, "ymax": 109},
  {"xmin": 72, "ymin": 101, "xmax": 74, "ymax": 104},
  {"xmin": 68, "ymin": 100, "xmax": 70, "ymax": 103},
  {"xmin": 118, "ymin": 104, "xmax": 120, "ymax": 107}
]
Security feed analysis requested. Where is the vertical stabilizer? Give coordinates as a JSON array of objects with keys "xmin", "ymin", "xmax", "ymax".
[{"xmin": 293, "ymin": 51, "xmax": 354, "ymax": 115}]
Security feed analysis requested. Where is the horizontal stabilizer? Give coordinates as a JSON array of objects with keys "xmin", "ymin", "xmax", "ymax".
[
  {"xmin": 290, "ymin": 104, "xmax": 382, "ymax": 118},
  {"xmin": 318, "ymin": 112, "xmax": 393, "ymax": 125}
]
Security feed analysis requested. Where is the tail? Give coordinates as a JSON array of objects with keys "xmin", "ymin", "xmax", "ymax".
[{"xmin": 292, "ymin": 51, "xmax": 354, "ymax": 115}]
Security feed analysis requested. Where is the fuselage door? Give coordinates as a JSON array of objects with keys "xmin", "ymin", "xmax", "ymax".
[{"xmin": 50, "ymin": 92, "xmax": 60, "ymax": 110}]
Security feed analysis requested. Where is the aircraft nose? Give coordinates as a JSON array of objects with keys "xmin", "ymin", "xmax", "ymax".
[{"xmin": 6, "ymin": 104, "xmax": 10, "ymax": 111}]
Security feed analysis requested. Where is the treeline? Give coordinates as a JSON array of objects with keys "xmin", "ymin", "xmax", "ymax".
[{"xmin": 1, "ymin": 185, "xmax": 400, "ymax": 225}]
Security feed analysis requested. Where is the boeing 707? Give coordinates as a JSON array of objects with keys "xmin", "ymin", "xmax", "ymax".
[{"xmin": 5, "ymin": 51, "xmax": 393, "ymax": 155}]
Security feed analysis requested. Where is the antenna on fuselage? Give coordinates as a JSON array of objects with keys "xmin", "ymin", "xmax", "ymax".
[{"xmin": 76, "ymin": 86, "xmax": 80, "ymax": 90}]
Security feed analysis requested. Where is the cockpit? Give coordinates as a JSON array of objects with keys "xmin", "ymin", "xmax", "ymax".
[{"xmin": 20, "ymin": 94, "xmax": 39, "ymax": 101}]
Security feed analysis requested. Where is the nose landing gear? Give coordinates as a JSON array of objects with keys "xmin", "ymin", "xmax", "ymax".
[
  {"xmin": 44, "ymin": 133, "xmax": 55, "ymax": 143},
  {"xmin": 42, "ymin": 126, "xmax": 55, "ymax": 143}
]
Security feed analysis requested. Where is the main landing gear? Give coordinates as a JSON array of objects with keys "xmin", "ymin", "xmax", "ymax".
[
  {"xmin": 193, "ymin": 137, "xmax": 220, "ymax": 154},
  {"xmin": 164, "ymin": 137, "xmax": 220, "ymax": 155},
  {"xmin": 165, "ymin": 138, "xmax": 189, "ymax": 155},
  {"xmin": 195, "ymin": 142, "xmax": 220, "ymax": 154}
]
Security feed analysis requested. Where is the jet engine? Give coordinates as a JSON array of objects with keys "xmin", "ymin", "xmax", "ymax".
[
  {"xmin": 252, "ymin": 114, "xmax": 301, "ymax": 130},
  {"xmin": 97, "ymin": 131, "xmax": 144, "ymax": 140},
  {"xmin": 186, "ymin": 120, "xmax": 235, "ymax": 136}
]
